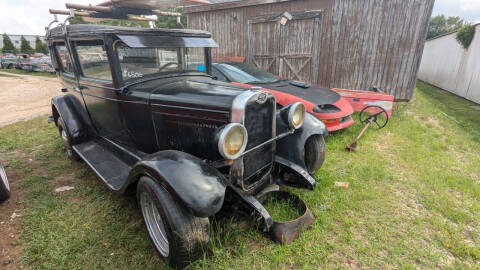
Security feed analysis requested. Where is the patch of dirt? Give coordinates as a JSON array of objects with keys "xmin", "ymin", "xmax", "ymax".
[
  {"xmin": 0, "ymin": 71, "xmax": 61, "ymax": 127},
  {"xmin": 0, "ymin": 169, "xmax": 25, "ymax": 269}
]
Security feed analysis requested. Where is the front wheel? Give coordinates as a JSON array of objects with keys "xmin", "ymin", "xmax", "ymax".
[
  {"xmin": 0, "ymin": 160, "xmax": 11, "ymax": 202},
  {"xmin": 57, "ymin": 117, "xmax": 80, "ymax": 161},
  {"xmin": 137, "ymin": 177, "xmax": 210, "ymax": 269},
  {"xmin": 304, "ymin": 135, "xmax": 326, "ymax": 175}
]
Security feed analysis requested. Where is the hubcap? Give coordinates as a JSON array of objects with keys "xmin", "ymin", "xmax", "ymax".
[
  {"xmin": 140, "ymin": 191, "xmax": 169, "ymax": 257},
  {"xmin": 0, "ymin": 164, "xmax": 9, "ymax": 192}
]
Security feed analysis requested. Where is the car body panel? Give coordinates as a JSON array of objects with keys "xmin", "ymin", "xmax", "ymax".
[{"xmin": 333, "ymin": 88, "xmax": 394, "ymax": 117}]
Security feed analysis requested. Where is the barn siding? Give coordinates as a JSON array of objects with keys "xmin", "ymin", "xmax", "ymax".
[{"xmin": 186, "ymin": 0, "xmax": 434, "ymax": 100}]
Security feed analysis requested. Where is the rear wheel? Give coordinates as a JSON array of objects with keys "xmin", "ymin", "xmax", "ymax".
[
  {"xmin": 57, "ymin": 117, "xmax": 80, "ymax": 161},
  {"xmin": 137, "ymin": 177, "xmax": 210, "ymax": 269},
  {"xmin": 304, "ymin": 135, "xmax": 326, "ymax": 175},
  {"xmin": 0, "ymin": 160, "xmax": 11, "ymax": 202}
]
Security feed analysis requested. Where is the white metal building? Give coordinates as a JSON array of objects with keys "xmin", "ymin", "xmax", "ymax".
[{"xmin": 418, "ymin": 24, "xmax": 480, "ymax": 104}]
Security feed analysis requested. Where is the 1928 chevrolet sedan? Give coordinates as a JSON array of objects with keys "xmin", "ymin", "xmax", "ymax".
[{"xmin": 46, "ymin": 24, "xmax": 327, "ymax": 268}]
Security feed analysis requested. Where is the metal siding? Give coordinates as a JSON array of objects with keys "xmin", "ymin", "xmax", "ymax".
[
  {"xmin": 418, "ymin": 24, "xmax": 480, "ymax": 104},
  {"xmin": 186, "ymin": 0, "xmax": 434, "ymax": 100}
]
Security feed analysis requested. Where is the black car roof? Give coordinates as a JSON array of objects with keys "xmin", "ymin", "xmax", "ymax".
[{"xmin": 47, "ymin": 24, "xmax": 212, "ymax": 40}]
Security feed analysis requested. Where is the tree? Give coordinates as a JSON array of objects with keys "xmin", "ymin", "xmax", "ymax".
[
  {"xmin": 20, "ymin": 36, "xmax": 34, "ymax": 54},
  {"xmin": 427, "ymin": 15, "xmax": 465, "ymax": 39},
  {"xmin": 456, "ymin": 24, "xmax": 476, "ymax": 49},
  {"xmin": 1, "ymin": 33, "xmax": 17, "ymax": 54},
  {"xmin": 35, "ymin": 36, "xmax": 48, "ymax": 54},
  {"xmin": 156, "ymin": 8, "xmax": 186, "ymax": 29}
]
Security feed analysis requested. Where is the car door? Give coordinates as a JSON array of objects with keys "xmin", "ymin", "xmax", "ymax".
[
  {"xmin": 52, "ymin": 41, "xmax": 94, "ymax": 120},
  {"xmin": 74, "ymin": 39, "xmax": 128, "ymax": 143}
]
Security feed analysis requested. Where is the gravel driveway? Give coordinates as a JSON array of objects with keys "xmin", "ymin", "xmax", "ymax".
[{"xmin": 0, "ymin": 71, "xmax": 61, "ymax": 127}]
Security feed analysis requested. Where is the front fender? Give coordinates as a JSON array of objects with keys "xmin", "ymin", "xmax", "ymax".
[
  {"xmin": 51, "ymin": 94, "xmax": 92, "ymax": 144},
  {"xmin": 125, "ymin": 150, "xmax": 227, "ymax": 218},
  {"xmin": 277, "ymin": 112, "xmax": 327, "ymax": 169},
  {"xmin": 276, "ymin": 112, "xmax": 327, "ymax": 189}
]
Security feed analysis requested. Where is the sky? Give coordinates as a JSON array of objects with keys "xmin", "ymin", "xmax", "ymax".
[{"xmin": 0, "ymin": 0, "xmax": 480, "ymax": 36}]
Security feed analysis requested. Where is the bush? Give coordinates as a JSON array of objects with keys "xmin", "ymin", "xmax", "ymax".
[{"xmin": 456, "ymin": 24, "xmax": 476, "ymax": 49}]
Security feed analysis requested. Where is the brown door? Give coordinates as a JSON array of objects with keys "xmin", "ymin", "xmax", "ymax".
[{"xmin": 247, "ymin": 11, "xmax": 322, "ymax": 84}]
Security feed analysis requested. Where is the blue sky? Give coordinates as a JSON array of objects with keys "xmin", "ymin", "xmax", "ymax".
[{"xmin": 0, "ymin": 0, "xmax": 479, "ymax": 35}]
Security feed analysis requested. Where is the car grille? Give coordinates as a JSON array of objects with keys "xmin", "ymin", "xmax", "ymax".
[{"xmin": 242, "ymin": 95, "xmax": 275, "ymax": 185}]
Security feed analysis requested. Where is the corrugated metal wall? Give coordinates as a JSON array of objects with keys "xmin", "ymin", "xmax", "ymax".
[
  {"xmin": 418, "ymin": 24, "xmax": 480, "ymax": 104},
  {"xmin": 186, "ymin": 0, "xmax": 434, "ymax": 100}
]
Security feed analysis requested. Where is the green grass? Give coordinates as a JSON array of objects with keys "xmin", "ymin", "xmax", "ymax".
[
  {"xmin": 262, "ymin": 194, "xmax": 303, "ymax": 222},
  {"xmin": 0, "ymin": 68, "xmax": 57, "ymax": 78},
  {"xmin": 0, "ymin": 81, "xmax": 479, "ymax": 269}
]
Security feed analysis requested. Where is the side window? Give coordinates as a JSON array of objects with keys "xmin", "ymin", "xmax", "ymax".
[
  {"xmin": 75, "ymin": 40, "xmax": 112, "ymax": 81},
  {"xmin": 55, "ymin": 43, "xmax": 74, "ymax": 74},
  {"xmin": 212, "ymin": 67, "xmax": 228, "ymax": 82}
]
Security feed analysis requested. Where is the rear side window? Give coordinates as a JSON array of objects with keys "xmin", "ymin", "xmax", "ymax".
[
  {"xmin": 75, "ymin": 40, "xmax": 112, "ymax": 81},
  {"xmin": 55, "ymin": 42, "xmax": 74, "ymax": 74}
]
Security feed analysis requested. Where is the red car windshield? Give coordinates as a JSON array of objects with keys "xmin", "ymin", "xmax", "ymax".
[{"xmin": 215, "ymin": 62, "xmax": 280, "ymax": 84}]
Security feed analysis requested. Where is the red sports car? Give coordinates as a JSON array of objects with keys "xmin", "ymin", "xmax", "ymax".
[{"xmin": 212, "ymin": 62, "xmax": 354, "ymax": 132}]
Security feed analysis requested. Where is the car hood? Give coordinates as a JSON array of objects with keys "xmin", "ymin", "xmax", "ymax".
[
  {"xmin": 128, "ymin": 75, "xmax": 252, "ymax": 111},
  {"xmin": 252, "ymin": 80, "xmax": 341, "ymax": 105}
]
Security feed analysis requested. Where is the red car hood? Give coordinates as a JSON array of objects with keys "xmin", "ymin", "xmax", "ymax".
[{"xmin": 232, "ymin": 82, "xmax": 354, "ymax": 119}]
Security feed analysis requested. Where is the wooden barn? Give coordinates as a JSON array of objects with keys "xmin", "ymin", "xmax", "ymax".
[{"xmin": 184, "ymin": 0, "xmax": 435, "ymax": 101}]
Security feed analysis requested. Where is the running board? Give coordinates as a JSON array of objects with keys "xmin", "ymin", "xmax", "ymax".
[{"xmin": 73, "ymin": 140, "xmax": 131, "ymax": 191}]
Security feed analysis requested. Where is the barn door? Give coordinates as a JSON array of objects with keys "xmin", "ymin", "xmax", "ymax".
[
  {"xmin": 246, "ymin": 19, "xmax": 281, "ymax": 74},
  {"xmin": 247, "ymin": 11, "xmax": 322, "ymax": 84}
]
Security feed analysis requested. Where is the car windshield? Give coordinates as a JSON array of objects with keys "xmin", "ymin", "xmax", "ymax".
[
  {"xmin": 116, "ymin": 44, "xmax": 207, "ymax": 81},
  {"xmin": 215, "ymin": 62, "xmax": 280, "ymax": 84}
]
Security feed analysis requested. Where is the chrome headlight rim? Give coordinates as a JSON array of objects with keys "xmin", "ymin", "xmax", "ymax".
[
  {"xmin": 288, "ymin": 102, "xmax": 306, "ymax": 129},
  {"xmin": 217, "ymin": 123, "xmax": 248, "ymax": 160}
]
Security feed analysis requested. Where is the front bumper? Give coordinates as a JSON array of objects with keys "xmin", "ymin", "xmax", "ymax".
[{"xmin": 322, "ymin": 114, "xmax": 355, "ymax": 132}]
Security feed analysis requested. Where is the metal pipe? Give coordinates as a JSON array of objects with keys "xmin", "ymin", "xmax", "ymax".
[
  {"xmin": 50, "ymin": 9, "xmax": 90, "ymax": 16},
  {"xmin": 65, "ymin": 3, "xmax": 111, "ymax": 13},
  {"xmin": 153, "ymin": 10, "xmax": 182, "ymax": 17}
]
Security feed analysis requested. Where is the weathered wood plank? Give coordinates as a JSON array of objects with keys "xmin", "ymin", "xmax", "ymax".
[{"xmin": 186, "ymin": 0, "xmax": 434, "ymax": 100}]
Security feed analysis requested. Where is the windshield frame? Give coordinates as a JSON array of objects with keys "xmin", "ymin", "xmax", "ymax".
[{"xmin": 113, "ymin": 40, "xmax": 213, "ymax": 86}]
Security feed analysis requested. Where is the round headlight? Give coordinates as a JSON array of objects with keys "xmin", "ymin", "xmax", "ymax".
[
  {"xmin": 218, "ymin": 123, "xmax": 248, "ymax": 160},
  {"xmin": 288, "ymin": 102, "xmax": 306, "ymax": 129}
]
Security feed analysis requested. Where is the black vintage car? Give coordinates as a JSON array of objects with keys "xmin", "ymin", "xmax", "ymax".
[{"xmin": 45, "ymin": 24, "xmax": 327, "ymax": 268}]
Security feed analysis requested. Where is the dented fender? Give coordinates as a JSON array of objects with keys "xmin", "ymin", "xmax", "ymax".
[
  {"xmin": 125, "ymin": 150, "xmax": 227, "ymax": 217},
  {"xmin": 275, "ymin": 112, "xmax": 327, "ymax": 188}
]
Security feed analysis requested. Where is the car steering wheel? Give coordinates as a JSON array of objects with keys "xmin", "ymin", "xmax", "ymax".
[
  {"xmin": 359, "ymin": 105, "xmax": 389, "ymax": 129},
  {"xmin": 158, "ymin": 62, "xmax": 178, "ymax": 72}
]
